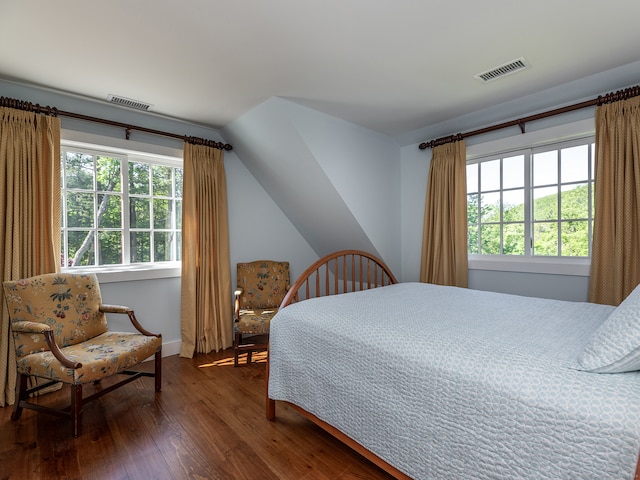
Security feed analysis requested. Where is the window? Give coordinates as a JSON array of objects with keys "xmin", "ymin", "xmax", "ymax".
[
  {"xmin": 467, "ymin": 137, "xmax": 595, "ymax": 260},
  {"xmin": 60, "ymin": 144, "xmax": 183, "ymax": 269}
]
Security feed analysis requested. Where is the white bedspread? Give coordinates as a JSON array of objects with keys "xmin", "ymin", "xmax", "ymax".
[{"xmin": 268, "ymin": 282, "xmax": 640, "ymax": 479}]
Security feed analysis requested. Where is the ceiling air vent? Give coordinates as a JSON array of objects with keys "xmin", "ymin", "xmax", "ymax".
[
  {"xmin": 474, "ymin": 57, "xmax": 530, "ymax": 83},
  {"xmin": 106, "ymin": 94, "xmax": 152, "ymax": 111}
]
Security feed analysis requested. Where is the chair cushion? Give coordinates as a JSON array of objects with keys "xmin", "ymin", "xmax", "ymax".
[
  {"xmin": 234, "ymin": 308, "xmax": 278, "ymax": 335},
  {"xmin": 15, "ymin": 332, "xmax": 162, "ymax": 384},
  {"xmin": 3, "ymin": 272, "xmax": 108, "ymax": 354},
  {"xmin": 237, "ymin": 261, "xmax": 289, "ymax": 309}
]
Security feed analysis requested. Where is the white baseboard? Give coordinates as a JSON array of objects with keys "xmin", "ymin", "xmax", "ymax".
[
  {"xmin": 143, "ymin": 339, "xmax": 181, "ymax": 362},
  {"xmin": 160, "ymin": 339, "xmax": 181, "ymax": 357}
]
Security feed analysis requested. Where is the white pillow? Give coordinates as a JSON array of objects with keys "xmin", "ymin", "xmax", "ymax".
[{"xmin": 578, "ymin": 283, "xmax": 640, "ymax": 373}]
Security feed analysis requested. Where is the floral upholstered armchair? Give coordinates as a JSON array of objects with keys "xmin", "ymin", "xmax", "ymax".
[
  {"xmin": 233, "ymin": 260, "xmax": 289, "ymax": 366},
  {"xmin": 2, "ymin": 272, "xmax": 162, "ymax": 437}
]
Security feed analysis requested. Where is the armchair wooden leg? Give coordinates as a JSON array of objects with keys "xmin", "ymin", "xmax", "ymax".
[
  {"xmin": 71, "ymin": 384, "xmax": 83, "ymax": 438},
  {"xmin": 11, "ymin": 373, "xmax": 27, "ymax": 421},
  {"xmin": 154, "ymin": 350, "xmax": 162, "ymax": 392}
]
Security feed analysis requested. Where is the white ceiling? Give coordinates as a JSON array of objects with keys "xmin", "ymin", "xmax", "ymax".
[{"xmin": 2, "ymin": 0, "xmax": 640, "ymax": 139}]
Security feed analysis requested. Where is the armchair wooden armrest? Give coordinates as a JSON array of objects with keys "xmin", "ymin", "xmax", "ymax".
[
  {"xmin": 100, "ymin": 304, "xmax": 161, "ymax": 338},
  {"xmin": 11, "ymin": 320, "xmax": 53, "ymax": 334},
  {"xmin": 12, "ymin": 322, "xmax": 81, "ymax": 369},
  {"xmin": 100, "ymin": 304, "xmax": 132, "ymax": 314},
  {"xmin": 234, "ymin": 288, "xmax": 243, "ymax": 322}
]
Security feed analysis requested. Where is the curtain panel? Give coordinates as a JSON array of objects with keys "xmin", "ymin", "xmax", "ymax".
[
  {"xmin": 180, "ymin": 143, "xmax": 232, "ymax": 358},
  {"xmin": 589, "ymin": 96, "xmax": 640, "ymax": 305},
  {"xmin": 420, "ymin": 140, "xmax": 468, "ymax": 287},
  {"xmin": 0, "ymin": 107, "xmax": 61, "ymax": 407}
]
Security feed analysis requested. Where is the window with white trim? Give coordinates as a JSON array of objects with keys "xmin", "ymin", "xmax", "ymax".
[
  {"xmin": 467, "ymin": 136, "xmax": 595, "ymax": 258},
  {"xmin": 60, "ymin": 144, "xmax": 183, "ymax": 268}
]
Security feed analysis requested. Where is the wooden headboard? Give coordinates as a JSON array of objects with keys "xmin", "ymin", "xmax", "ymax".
[{"xmin": 279, "ymin": 249, "xmax": 398, "ymax": 309}]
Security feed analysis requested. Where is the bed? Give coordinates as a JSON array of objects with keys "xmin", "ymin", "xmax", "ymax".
[{"xmin": 266, "ymin": 250, "xmax": 640, "ymax": 479}]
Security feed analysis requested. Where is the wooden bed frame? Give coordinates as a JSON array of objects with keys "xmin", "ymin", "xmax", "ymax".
[
  {"xmin": 265, "ymin": 250, "xmax": 409, "ymax": 478},
  {"xmin": 266, "ymin": 250, "xmax": 640, "ymax": 480}
]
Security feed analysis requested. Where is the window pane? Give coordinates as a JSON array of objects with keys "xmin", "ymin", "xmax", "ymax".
[
  {"xmin": 131, "ymin": 231, "xmax": 151, "ymax": 263},
  {"xmin": 130, "ymin": 198, "xmax": 150, "ymax": 228},
  {"xmin": 533, "ymin": 150, "xmax": 557, "ymax": 186},
  {"xmin": 533, "ymin": 186, "xmax": 557, "ymax": 221},
  {"xmin": 176, "ymin": 232, "xmax": 182, "ymax": 261},
  {"xmin": 96, "ymin": 156, "xmax": 121, "ymax": 192},
  {"xmin": 154, "ymin": 232, "xmax": 173, "ymax": 262},
  {"xmin": 468, "ymin": 226, "xmax": 479, "ymax": 254},
  {"xmin": 503, "ymin": 223, "xmax": 525, "ymax": 255},
  {"xmin": 561, "ymin": 145, "xmax": 588, "ymax": 184},
  {"xmin": 481, "ymin": 159, "xmax": 500, "ymax": 192},
  {"xmin": 153, "ymin": 198, "xmax": 172, "ymax": 229},
  {"xmin": 97, "ymin": 194, "xmax": 122, "ymax": 228},
  {"xmin": 68, "ymin": 230, "xmax": 94, "ymax": 266},
  {"xmin": 561, "ymin": 220, "xmax": 589, "ymax": 256},
  {"xmin": 67, "ymin": 193, "xmax": 94, "ymax": 227},
  {"xmin": 65, "ymin": 152, "xmax": 94, "ymax": 190},
  {"xmin": 533, "ymin": 222, "xmax": 558, "ymax": 256},
  {"xmin": 480, "ymin": 192, "xmax": 500, "ymax": 222},
  {"xmin": 176, "ymin": 200, "xmax": 183, "ymax": 229},
  {"xmin": 466, "ymin": 164, "xmax": 478, "ymax": 194},
  {"xmin": 152, "ymin": 165, "xmax": 172, "ymax": 196},
  {"xmin": 503, "ymin": 155, "xmax": 524, "ymax": 189},
  {"xmin": 481, "ymin": 224, "xmax": 501, "ymax": 254},
  {"xmin": 129, "ymin": 162, "xmax": 150, "ymax": 194},
  {"xmin": 561, "ymin": 183, "xmax": 588, "ymax": 220},
  {"xmin": 503, "ymin": 189, "xmax": 524, "ymax": 222},
  {"xmin": 98, "ymin": 231, "xmax": 122, "ymax": 265},
  {"xmin": 175, "ymin": 168, "xmax": 183, "ymax": 198}
]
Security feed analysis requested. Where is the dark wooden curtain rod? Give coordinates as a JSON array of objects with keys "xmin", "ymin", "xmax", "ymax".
[
  {"xmin": 0, "ymin": 96, "xmax": 233, "ymax": 151},
  {"xmin": 419, "ymin": 84, "xmax": 640, "ymax": 150}
]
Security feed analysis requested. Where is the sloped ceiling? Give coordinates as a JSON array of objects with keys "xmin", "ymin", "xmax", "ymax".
[{"xmin": 223, "ymin": 98, "xmax": 393, "ymax": 256}]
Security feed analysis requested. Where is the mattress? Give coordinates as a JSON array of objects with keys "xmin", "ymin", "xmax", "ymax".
[{"xmin": 268, "ymin": 282, "xmax": 640, "ymax": 479}]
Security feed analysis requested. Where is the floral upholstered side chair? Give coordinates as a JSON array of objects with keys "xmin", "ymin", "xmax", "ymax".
[
  {"xmin": 2, "ymin": 272, "xmax": 162, "ymax": 437},
  {"xmin": 233, "ymin": 260, "xmax": 289, "ymax": 366}
]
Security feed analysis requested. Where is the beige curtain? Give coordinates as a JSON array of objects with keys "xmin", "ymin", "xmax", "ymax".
[
  {"xmin": 180, "ymin": 143, "xmax": 232, "ymax": 358},
  {"xmin": 420, "ymin": 140, "xmax": 468, "ymax": 287},
  {"xmin": 0, "ymin": 107, "xmax": 61, "ymax": 406},
  {"xmin": 589, "ymin": 96, "xmax": 640, "ymax": 305}
]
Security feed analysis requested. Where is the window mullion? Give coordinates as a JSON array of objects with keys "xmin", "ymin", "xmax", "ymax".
[
  {"xmin": 557, "ymin": 149, "xmax": 562, "ymax": 256},
  {"xmin": 122, "ymin": 158, "xmax": 131, "ymax": 265},
  {"xmin": 524, "ymin": 151, "xmax": 532, "ymax": 256}
]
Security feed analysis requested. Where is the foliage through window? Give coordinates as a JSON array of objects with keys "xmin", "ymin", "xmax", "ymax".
[
  {"xmin": 61, "ymin": 145, "xmax": 183, "ymax": 268},
  {"xmin": 467, "ymin": 137, "xmax": 595, "ymax": 257}
]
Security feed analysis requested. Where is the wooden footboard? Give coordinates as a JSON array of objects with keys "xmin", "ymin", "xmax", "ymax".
[{"xmin": 267, "ymin": 250, "xmax": 401, "ymax": 476}]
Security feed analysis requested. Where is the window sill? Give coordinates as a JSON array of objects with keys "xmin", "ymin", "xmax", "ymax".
[
  {"xmin": 61, "ymin": 263, "xmax": 181, "ymax": 284},
  {"xmin": 468, "ymin": 255, "xmax": 590, "ymax": 276}
]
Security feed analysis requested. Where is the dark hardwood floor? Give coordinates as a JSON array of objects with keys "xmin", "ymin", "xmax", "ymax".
[{"xmin": 0, "ymin": 349, "xmax": 395, "ymax": 480}]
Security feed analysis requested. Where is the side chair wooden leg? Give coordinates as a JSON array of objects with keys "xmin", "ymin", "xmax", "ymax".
[
  {"xmin": 233, "ymin": 333, "xmax": 241, "ymax": 367},
  {"xmin": 71, "ymin": 384, "xmax": 83, "ymax": 438},
  {"xmin": 154, "ymin": 350, "xmax": 162, "ymax": 392},
  {"xmin": 11, "ymin": 373, "xmax": 28, "ymax": 421}
]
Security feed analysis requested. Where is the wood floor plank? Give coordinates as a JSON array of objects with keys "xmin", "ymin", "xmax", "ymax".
[{"xmin": 0, "ymin": 349, "xmax": 395, "ymax": 480}]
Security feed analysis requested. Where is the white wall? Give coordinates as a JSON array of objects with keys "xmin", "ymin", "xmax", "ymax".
[{"xmin": 225, "ymin": 147, "xmax": 318, "ymax": 284}]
